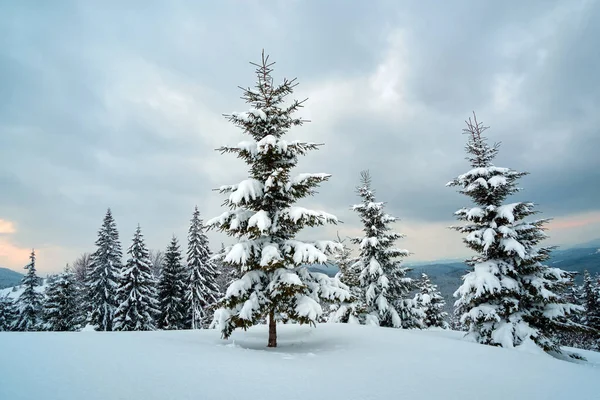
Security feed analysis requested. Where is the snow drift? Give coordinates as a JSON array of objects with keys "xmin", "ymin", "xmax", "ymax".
[{"xmin": 0, "ymin": 324, "xmax": 598, "ymax": 400}]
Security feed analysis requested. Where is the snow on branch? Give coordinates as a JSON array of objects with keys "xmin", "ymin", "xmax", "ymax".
[
  {"xmin": 218, "ymin": 179, "xmax": 264, "ymax": 206},
  {"xmin": 282, "ymin": 207, "xmax": 338, "ymax": 227}
]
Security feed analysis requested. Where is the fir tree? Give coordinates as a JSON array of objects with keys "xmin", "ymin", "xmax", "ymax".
[
  {"xmin": 328, "ymin": 233, "xmax": 365, "ymax": 324},
  {"xmin": 114, "ymin": 225, "xmax": 159, "ymax": 331},
  {"xmin": 448, "ymin": 113, "xmax": 580, "ymax": 352},
  {"xmin": 158, "ymin": 236, "xmax": 188, "ymax": 330},
  {"xmin": 414, "ymin": 273, "xmax": 448, "ymax": 328},
  {"xmin": 88, "ymin": 208, "xmax": 122, "ymax": 331},
  {"xmin": 186, "ymin": 207, "xmax": 220, "ymax": 329},
  {"xmin": 207, "ymin": 52, "xmax": 350, "ymax": 347},
  {"xmin": 351, "ymin": 171, "xmax": 421, "ymax": 328},
  {"xmin": 43, "ymin": 266, "xmax": 83, "ymax": 331},
  {"xmin": 15, "ymin": 250, "xmax": 43, "ymax": 331},
  {"xmin": 581, "ymin": 270, "xmax": 600, "ymax": 331},
  {"xmin": 0, "ymin": 295, "xmax": 17, "ymax": 331}
]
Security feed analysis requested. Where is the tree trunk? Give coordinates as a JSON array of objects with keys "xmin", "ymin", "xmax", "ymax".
[{"xmin": 268, "ymin": 310, "xmax": 277, "ymax": 348}]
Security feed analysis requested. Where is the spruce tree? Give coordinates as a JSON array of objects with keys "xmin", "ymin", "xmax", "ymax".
[
  {"xmin": 186, "ymin": 206, "xmax": 220, "ymax": 329},
  {"xmin": 414, "ymin": 273, "xmax": 448, "ymax": 328},
  {"xmin": 581, "ymin": 270, "xmax": 600, "ymax": 331},
  {"xmin": 0, "ymin": 295, "xmax": 17, "ymax": 331},
  {"xmin": 43, "ymin": 266, "xmax": 83, "ymax": 331},
  {"xmin": 88, "ymin": 208, "xmax": 122, "ymax": 331},
  {"xmin": 329, "ymin": 234, "xmax": 365, "ymax": 324},
  {"xmin": 207, "ymin": 52, "xmax": 349, "ymax": 347},
  {"xmin": 114, "ymin": 225, "xmax": 159, "ymax": 331},
  {"xmin": 448, "ymin": 113, "xmax": 580, "ymax": 352},
  {"xmin": 351, "ymin": 171, "xmax": 421, "ymax": 328},
  {"xmin": 15, "ymin": 249, "xmax": 43, "ymax": 331},
  {"xmin": 158, "ymin": 236, "xmax": 188, "ymax": 330}
]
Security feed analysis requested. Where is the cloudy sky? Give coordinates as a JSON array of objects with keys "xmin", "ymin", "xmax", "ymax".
[{"xmin": 1, "ymin": 0, "xmax": 599, "ymax": 274}]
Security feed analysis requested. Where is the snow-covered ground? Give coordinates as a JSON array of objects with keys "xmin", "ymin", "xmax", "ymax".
[{"xmin": 0, "ymin": 324, "xmax": 598, "ymax": 400}]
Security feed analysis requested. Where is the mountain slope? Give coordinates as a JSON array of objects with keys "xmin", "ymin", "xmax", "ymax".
[
  {"xmin": 0, "ymin": 324, "xmax": 597, "ymax": 400},
  {"xmin": 0, "ymin": 267, "xmax": 23, "ymax": 289}
]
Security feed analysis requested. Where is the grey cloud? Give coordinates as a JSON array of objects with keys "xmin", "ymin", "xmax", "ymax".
[{"xmin": 0, "ymin": 1, "xmax": 599, "ymax": 271}]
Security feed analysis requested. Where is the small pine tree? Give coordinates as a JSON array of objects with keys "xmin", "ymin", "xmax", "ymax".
[
  {"xmin": 581, "ymin": 270, "xmax": 600, "ymax": 331},
  {"xmin": 328, "ymin": 234, "xmax": 365, "ymax": 324},
  {"xmin": 114, "ymin": 225, "xmax": 159, "ymax": 331},
  {"xmin": 43, "ymin": 266, "xmax": 83, "ymax": 331},
  {"xmin": 158, "ymin": 236, "xmax": 188, "ymax": 330},
  {"xmin": 0, "ymin": 295, "xmax": 17, "ymax": 331},
  {"xmin": 88, "ymin": 208, "xmax": 123, "ymax": 331},
  {"xmin": 186, "ymin": 207, "xmax": 220, "ymax": 329},
  {"xmin": 207, "ymin": 52, "xmax": 350, "ymax": 347},
  {"xmin": 351, "ymin": 171, "xmax": 421, "ymax": 328},
  {"xmin": 15, "ymin": 250, "xmax": 43, "ymax": 331},
  {"xmin": 448, "ymin": 113, "xmax": 581, "ymax": 352},
  {"xmin": 414, "ymin": 273, "xmax": 448, "ymax": 328}
]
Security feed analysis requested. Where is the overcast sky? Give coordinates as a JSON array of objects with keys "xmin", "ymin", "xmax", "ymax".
[{"xmin": 1, "ymin": 0, "xmax": 599, "ymax": 274}]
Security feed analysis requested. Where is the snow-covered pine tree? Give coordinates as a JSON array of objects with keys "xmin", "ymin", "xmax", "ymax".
[
  {"xmin": 186, "ymin": 207, "xmax": 220, "ymax": 329},
  {"xmin": 88, "ymin": 208, "xmax": 122, "ymax": 331},
  {"xmin": 448, "ymin": 113, "xmax": 580, "ymax": 352},
  {"xmin": 207, "ymin": 52, "xmax": 350, "ymax": 347},
  {"xmin": 43, "ymin": 266, "xmax": 83, "ymax": 331},
  {"xmin": 114, "ymin": 225, "xmax": 159, "ymax": 331},
  {"xmin": 14, "ymin": 249, "xmax": 43, "ymax": 331},
  {"xmin": 581, "ymin": 270, "xmax": 600, "ymax": 332},
  {"xmin": 0, "ymin": 295, "xmax": 17, "ymax": 331},
  {"xmin": 414, "ymin": 273, "xmax": 448, "ymax": 328},
  {"xmin": 158, "ymin": 236, "xmax": 188, "ymax": 330},
  {"xmin": 328, "ymin": 233, "xmax": 366, "ymax": 324},
  {"xmin": 351, "ymin": 171, "xmax": 421, "ymax": 328}
]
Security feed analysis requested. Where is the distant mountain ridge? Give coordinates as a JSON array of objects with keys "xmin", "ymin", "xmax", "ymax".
[{"xmin": 0, "ymin": 267, "xmax": 24, "ymax": 289}]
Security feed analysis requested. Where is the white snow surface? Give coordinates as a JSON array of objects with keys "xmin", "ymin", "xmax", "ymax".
[{"xmin": 1, "ymin": 324, "xmax": 598, "ymax": 400}]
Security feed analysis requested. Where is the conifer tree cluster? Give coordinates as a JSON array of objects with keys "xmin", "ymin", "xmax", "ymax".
[
  {"xmin": 2, "ymin": 54, "xmax": 589, "ymax": 360},
  {"xmin": 207, "ymin": 52, "xmax": 350, "ymax": 347},
  {"xmin": 448, "ymin": 114, "xmax": 580, "ymax": 352}
]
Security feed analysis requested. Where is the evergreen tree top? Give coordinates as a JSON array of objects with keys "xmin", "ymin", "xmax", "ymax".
[{"xmin": 447, "ymin": 114, "xmax": 528, "ymax": 208}]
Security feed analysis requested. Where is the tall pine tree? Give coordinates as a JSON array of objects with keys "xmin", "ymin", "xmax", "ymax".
[
  {"xmin": 448, "ymin": 113, "xmax": 580, "ymax": 352},
  {"xmin": 351, "ymin": 171, "xmax": 421, "ymax": 328},
  {"xmin": 15, "ymin": 249, "xmax": 43, "ymax": 331},
  {"xmin": 413, "ymin": 273, "xmax": 448, "ymax": 329},
  {"xmin": 207, "ymin": 52, "xmax": 349, "ymax": 347},
  {"xmin": 88, "ymin": 208, "xmax": 122, "ymax": 331},
  {"xmin": 43, "ymin": 266, "xmax": 83, "ymax": 331},
  {"xmin": 186, "ymin": 206, "xmax": 220, "ymax": 329},
  {"xmin": 158, "ymin": 236, "xmax": 188, "ymax": 330},
  {"xmin": 114, "ymin": 225, "xmax": 159, "ymax": 331}
]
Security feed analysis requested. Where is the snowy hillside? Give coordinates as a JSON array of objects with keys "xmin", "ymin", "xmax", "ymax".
[
  {"xmin": 0, "ymin": 280, "xmax": 47, "ymax": 299},
  {"xmin": 0, "ymin": 324, "xmax": 597, "ymax": 400}
]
